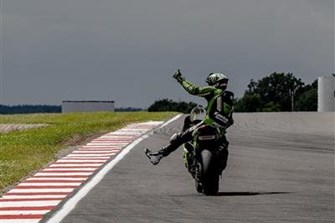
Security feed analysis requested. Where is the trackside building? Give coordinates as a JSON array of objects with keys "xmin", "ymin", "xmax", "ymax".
[
  {"xmin": 318, "ymin": 74, "xmax": 335, "ymax": 112},
  {"xmin": 62, "ymin": 100, "xmax": 115, "ymax": 113}
]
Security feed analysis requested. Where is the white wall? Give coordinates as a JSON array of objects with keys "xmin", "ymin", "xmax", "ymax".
[
  {"xmin": 62, "ymin": 101, "xmax": 115, "ymax": 113},
  {"xmin": 318, "ymin": 75, "xmax": 335, "ymax": 112}
]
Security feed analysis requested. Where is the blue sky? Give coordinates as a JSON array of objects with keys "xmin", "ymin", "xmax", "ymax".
[{"xmin": 1, "ymin": 0, "xmax": 333, "ymax": 108}]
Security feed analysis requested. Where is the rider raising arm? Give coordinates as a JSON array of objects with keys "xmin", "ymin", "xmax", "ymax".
[{"xmin": 145, "ymin": 69, "xmax": 234, "ymax": 165}]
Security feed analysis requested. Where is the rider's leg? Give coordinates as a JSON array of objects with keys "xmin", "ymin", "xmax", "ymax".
[
  {"xmin": 145, "ymin": 123, "xmax": 200, "ymax": 165},
  {"xmin": 182, "ymin": 115, "xmax": 192, "ymax": 131}
]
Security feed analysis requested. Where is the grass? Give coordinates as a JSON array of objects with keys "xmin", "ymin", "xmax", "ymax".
[{"xmin": 0, "ymin": 111, "xmax": 177, "ymax": 194}]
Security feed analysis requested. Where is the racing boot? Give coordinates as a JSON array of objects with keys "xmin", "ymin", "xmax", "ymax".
[
  {"xmin": 218, "ymin": 143, "xmax": 229, "ymax": 175},
  {"xmin": 194, "ymin": 164, "xmax": 203, "ymax": 193},
  {"xmin": 145, "ymin": 133, "xmax": 186, "ymax": 165},
  {"xmin": 144, "ymin": 148, "xmax": 166, "ymax": 165}
]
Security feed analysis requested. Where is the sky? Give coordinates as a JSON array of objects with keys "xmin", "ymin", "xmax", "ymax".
[{"xmin": 0, "ymin": 0, "xmax": 334, "ymax": 108}]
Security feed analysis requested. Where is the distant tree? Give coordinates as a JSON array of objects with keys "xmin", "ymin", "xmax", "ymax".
[
  {"xmin": 294, "ymin": 80, "xmax": 317, "ymax": 111},
  {"xmin": 234, "ymin": 72, "xmax": 316, "ymax": 112},
  {"xmin": 254, "ymin": 73, "xmax": 304, "ymax": 111},
  {"xmin": 115, "ymin": 107, "xmax": 143, "ymax": 112},
  {"xmin": 148, "ymin": 99, "xmax": 198, "ymax": 113},
  {"xmin": 234, "ymin": 93, "xmax": 261, "ymax": 112},
  {"xmin": 262, "ymin": 101, "xmax": 281, "ymax": 112}
]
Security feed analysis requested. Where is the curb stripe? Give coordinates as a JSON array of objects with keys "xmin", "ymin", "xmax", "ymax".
[
  {"xmin": 48, "ymin": 164, "xmax": 101, "ymax": 166},
  {"xmin": 1, "ymin": 211, "xmax": 49, "ymax": 216},
  {"xmin": 2, "ymin": 196, "xmax": 67, "ymax": 199},
  {"xmin": 39, "ymin": 170, "xmax": 95, "ymax": 173},
  {"xmin": 15, "ymin": 185, "xmax": 78, "ymax": 189},
  {"xmin": 0, "ymin": 200, "xmax": 62, "ymax": 207},
  {"xmin": 42, "ymin": 167, "xmax": 97, "ymax": 170},
  {"xmin": 0, "ymin": 206, "xmax": 54, "ymax": 211},
  {"xmin": 59, "ymin": 157, "xmax": 110, "ymax": 160},
  {"xmin": 0, "ymin": 198, "xmax": 63, "ymax": 202},
  {"xmin": 34, "ymin": 173, "xmax": 92, "ymax": 176},
  {"xmin": 19, "ymin": 183, "xmax": 82, "ymax": 186},
  {"xmin": 24, "ymin": 180, "xmax": 85, "ymax": 183},
  {"xmin": 8, "ymin": 189, "xmax": 74, "ymax": 193},
  {"xmin": 0, "ymin": 215, "xmax": 43, "ymax": 220},
  {"xmin": 28, "ymin": 176, "xmax": 88, "ymax": 178}
]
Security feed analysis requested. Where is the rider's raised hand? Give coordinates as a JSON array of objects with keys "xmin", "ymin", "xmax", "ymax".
[{"xmin": 173, "ymin": 69, "xmax": 185, "ymax": 82}]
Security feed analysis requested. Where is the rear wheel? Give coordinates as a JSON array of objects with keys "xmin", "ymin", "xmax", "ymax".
[
  {"xmin": 194, "ymin": 163, "xmax": 203, "ymax": 193},
  {"xmin": 201, "ymin": 150, "xmax": 219, "ymax": 195}
]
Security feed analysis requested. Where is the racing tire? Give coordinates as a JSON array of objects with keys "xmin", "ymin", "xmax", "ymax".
[{"xmin": 201, "ymin": 149, "xmax": 219, "ymax": 196}]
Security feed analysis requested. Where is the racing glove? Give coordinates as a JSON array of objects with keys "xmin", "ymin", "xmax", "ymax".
[{"xmin": 173, "ymin": 69, "xmax": 185, "ymax": 83}]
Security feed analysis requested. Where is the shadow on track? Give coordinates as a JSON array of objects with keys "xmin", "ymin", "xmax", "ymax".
[{"xmin": 216, "ymin": 191, "xmax": 291, "ymax": 196}]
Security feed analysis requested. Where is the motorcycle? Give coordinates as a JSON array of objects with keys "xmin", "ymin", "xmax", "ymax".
[{"xmin": 182, "ymin": 106, "xmax": 228, "ymax": 196}]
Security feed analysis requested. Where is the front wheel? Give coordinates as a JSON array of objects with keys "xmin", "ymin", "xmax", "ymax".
[{"xmin": 201, "ymin": 149, "xmax": 219, "ymax": 195}]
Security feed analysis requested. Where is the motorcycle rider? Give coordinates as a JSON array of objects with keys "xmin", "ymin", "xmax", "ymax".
[{"xmin": 145, "ymin": 69, "xmax": 234, "ymax": 173}]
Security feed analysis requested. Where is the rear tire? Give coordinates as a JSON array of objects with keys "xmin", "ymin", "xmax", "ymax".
[
  {"xmin": 194, "ymin": 163, "xmax": 203, "ymax": 193},
  {"xmin": 201, "ymin": 150, "xmax": 219, "ymax": 196}
]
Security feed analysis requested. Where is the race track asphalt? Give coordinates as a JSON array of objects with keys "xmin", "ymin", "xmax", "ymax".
[{"xmin": 51, "ymin": 112, "xmax": 334, "ymax": 223}]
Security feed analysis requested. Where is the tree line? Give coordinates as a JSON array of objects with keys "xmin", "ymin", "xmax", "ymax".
[
  {"xmin": 148, "ymin": 72, "xmax": 317, "ymax": 113},
  {"xmin": 148, "ymin": 99, "xmax": 198, "ymax": 113},
  {"xmin": 234, "ymin": 72, "xmax": 317, "ymax": 112},
  {"xmin": 1, "ymin": 72, "xmax": 318, "ymax": 114},
  {"xmin": 0, "ymin": 105, "xmax": 144, "ymax": 114},
  {"xmin": 0, "ymin": 105, "xmax": 62, "ymax": 114}
]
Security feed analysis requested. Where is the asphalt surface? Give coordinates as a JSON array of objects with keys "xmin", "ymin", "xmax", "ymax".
[{"xmin": 56, "ymin": 112, "xmax": 334, "ymax": 223}]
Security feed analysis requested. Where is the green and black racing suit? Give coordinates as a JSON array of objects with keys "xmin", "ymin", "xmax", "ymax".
[{"xmin": 159, "ymin": 78, "xmax": 234, "ymax": 171}]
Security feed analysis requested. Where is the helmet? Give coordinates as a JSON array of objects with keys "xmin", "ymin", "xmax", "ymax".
[{"xmin": 206, "ymin": 73, "xmax": 229, "ymax": 89}]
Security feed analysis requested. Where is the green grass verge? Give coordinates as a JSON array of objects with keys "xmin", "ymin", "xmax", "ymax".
[{"xmin": 0, "ymin": 111, "xmax": 177, "ymax": 194}]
